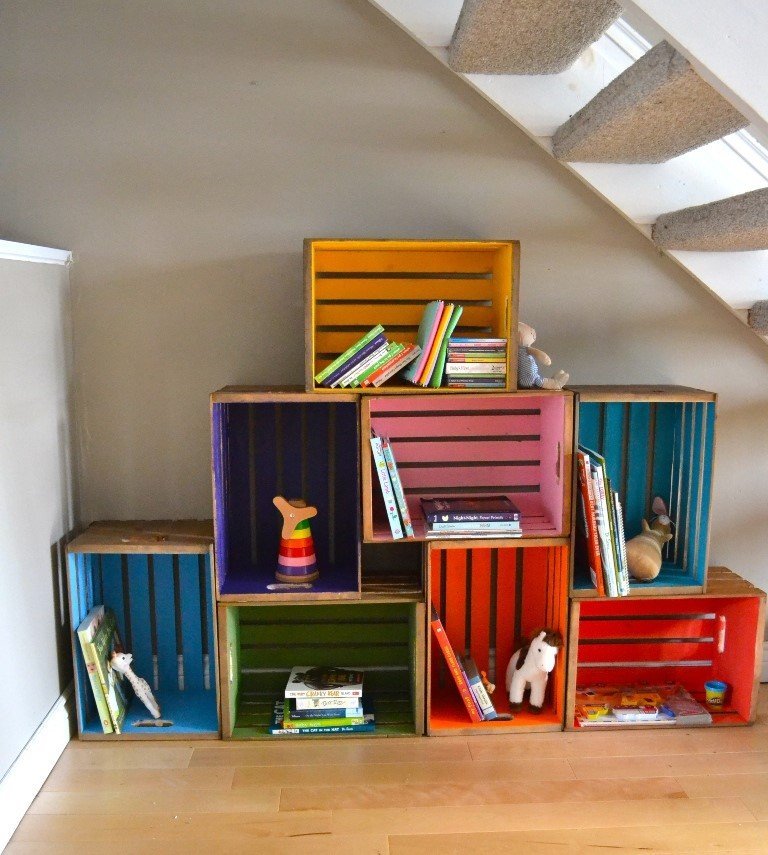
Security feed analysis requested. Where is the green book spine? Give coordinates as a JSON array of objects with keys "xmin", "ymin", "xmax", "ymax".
[
  {"xmin": 429, "ymin": 305, "xmax": 464, "ymax": 388},
  {"xmin": 314, "ymin": 324, "xmax": 384, "ymax": 384},
  {"xmin": 353, "ymin": 342, "xmax": 402, "ymax": 387}
]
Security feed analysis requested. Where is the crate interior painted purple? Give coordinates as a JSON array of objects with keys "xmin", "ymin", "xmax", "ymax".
[
  {"xmin": 213, "ymin": 400, "xmax": 360, "ymax": 595},
  {"xmin": 368, "ymin": 394, "xmax": 567, "ymax": 539},
  {"xmin": 68, "ymin": 551, "xmax": 218, "ymax": 736}
]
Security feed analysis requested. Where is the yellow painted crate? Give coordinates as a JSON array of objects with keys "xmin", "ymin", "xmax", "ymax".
[{"xmin": 304, "ymin": 239, "xmax": 519, "ymax": 394}]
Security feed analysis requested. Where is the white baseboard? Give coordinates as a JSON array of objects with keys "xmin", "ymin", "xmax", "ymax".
[
  {"xmin": 762, "ymin": 641, "xmax": 768, "ymax": 683},
  {"xmin": 0, "ymin": 684, "xmax": 74, "ymax": 850}
]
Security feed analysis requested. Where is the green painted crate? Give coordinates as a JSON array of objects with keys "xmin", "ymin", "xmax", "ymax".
[{"xmin": 219, "ymin": 601, "xmax": 425, "ymax": 739}]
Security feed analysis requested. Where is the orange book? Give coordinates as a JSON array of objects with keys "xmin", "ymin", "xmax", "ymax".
[
  {"xmin": 576, "ymin": 450, "xmax": 605, "ymax": 596},
  {"xmin": 429, "ymin": 605, "xmax": 483, "ymax": 723},
  {"xmin": 417, "ymin": 303, "xmax": 454, "ymax": 385}
]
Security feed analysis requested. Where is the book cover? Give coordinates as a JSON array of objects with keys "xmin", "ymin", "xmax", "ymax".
[
  {"xmin": 283, "ymin": 699, "xmax": 369, "ymax": 728},
  {"xmin": 581, "ymin": 446, "xmax": 620, "ymax": 598},
  {"xmin": 285, "ymin": 666, "xmax": 364, "ymax": 699},
  {"xmin": 460, "ymin": 654, "xmax": 498, "ymax": 720},
  {"xmin": 370, "ymin": 434, "xmax": 404, "ymax": 539},
  {"xmin": 269, "ymin": 701, "xmax": 375, "ymax": 735},
  {"xmin": 445, "ymin": 362, "xmax": 506, "ymax": 375},
  {"xmin": 575, "ymin": 450, "xmax": 605, "ymax": 596},
  {"xmin": 417, "ymin": 302, "xmax": 454, "ymax": 385},
  {"xmin": 323, "ymin": 332, "xmax": 386, "ymax": 387},
  {"xmin": 353, "ymin": 341, "xmax": 402, "ymax": 387},
  {"xmin": 379, "ymin": 434, "xmax": 414, "ymax": 537},
  {"xmin": 90, "ymin": 608, "xmax": 129, "ymax": 732},
  {"xmin": 421, "ymin": 496, "xmax": 521, "ymax": 523},
  {"xmin": 428, "ymin": 304, "xmax": 464, "ymax": 388},
  {"xmin": 76, "ymin": 605, "xmax": 114, "ymax": 734},
  {"xmin": 367, "ymin": 344, "xmax": 421, "ymax": 387},
  {"xmin": 612, "ymin": 491, "xmax": 631, "ymax": 596},
  {"xmin": 288, "ymin": 699, "xmax": 364, "ymax": 719},
  {"xmin": 401, "ymin": 300, "xmax": 444, "ymax": 383},
  {"xmin": 429, "ymin": 605, "xmax": 483, "ymax": 723},
  {"xmin": 293, "ymin": 695, "xmax": 362, "ymax": 710},
  {"xmin": 314, "ymin": 324, "xmax": 384, "ymax": 384},
  {"xmin": 428, "ymin": 520, "xmax": 520, "ymax": 533},
  {"xmin": 603, "ymin": 475, "xmax": 624, "ymax": 597}
]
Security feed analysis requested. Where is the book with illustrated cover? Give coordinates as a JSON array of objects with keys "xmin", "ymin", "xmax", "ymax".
[
  {"xmin": 460, "ymin": 655, "xmax": 498, "ymax": 720},
  {"xmin": 370, "ymin": 434, "xmax": 404, "ymax": 539},
  {"xmin": 288, "ymin": 699, "xmax": 363, "ymax": 719},
  {"xmin": 293, "ymin": 695, "xmax": 362, "ymax": 710},
  {"xmin": 421, "ymin": 496, "xmax": 521, "ymax": 523},
  {"xmin": 429, "ymin": 605, "xmax": 483, "ymax": 723},
  {"xmin": 379, "ymin": 434, "xmax": 414, "ymax": 537},
  {"xmin": 269, "ymin": 701, "xmax": 375, "ymax": 735},
  {"xmin": 285, "ymin": 666, "xmax": 364, "ymax": 699},
  {"xmin": 575, "ymin": 450, "xmax": 605, "ymax": 596},
  {"xmin": 76, "ymin": 605, "xmax": 113, "ymax": 733},
  {"xmin": 282, "ymin": 699, "xmax": 369, "ymax": 728},
  {"xmin": 90, "ymin": 608, "xmax": 129, "ymax": 732}
]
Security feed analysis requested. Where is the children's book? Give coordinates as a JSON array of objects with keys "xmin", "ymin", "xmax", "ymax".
[
  {"xmin": 575, "ymin": 450, "xmax": 605, "ymax": 596},
  {"xmin": 428, "ymin": 304, "xmax": 464, "ymax": 388},
  {"xmin": 90, "ymin": 608, "xmax": 129, "ymax": 732},
  {"xmin": 421, "ymin": 496, "xmax": 521, "ymax": 523},
  {"xmin": 402, "ymin": 300, "xmax": 444, "ymax": 383},
  {"xmin": 285, "ymin": 666, "xmax": 364, "ymax": 699},
  {"xmin": 282, "ymin": 699, "xmax": 369, "ymax": 728},
  {"xmin": 427, "ymin": 520, "xmax": 520, "ymax": 533},
  {"xmin": 335, "ymin": 342, "xmax": 389, "ymax": 388},
  {"xmin": 417, "ymin": 302, "xmax": 454, "ymax": 385},
  {"xmin": 324, "ymin": 333, "xmax": 387, "ymax": 387},
  {"xmin": 370, "ymin": 434, "xmax": 404, "ymax": 539},
  {"xmin": 288, "ymin": 699, "xmax": 364, "ymax": 719},
  {"xmin": 429, "ymin": 605, "xmax": 483, "ymax": 723},
  {"xmin": 460, "ymin": 655, "xmax": 498, "ymax": 720},
  {"xmin": 445, "ymin": 362, "xmax": 506, "ymax": 375},
  {"xmin": 314, "ymin": 324, "xmax": 384, "ymax": 384},
  {"xmin": 365, "ymin": 343, "xmax": 421, "ymax": 387},
  {"xmin": 76, "ymin": 605, "xmax": 113, "ymax": 733},
  {"xmin": 293, "ymin": 695, "xmax": 362, "ymax": 710},
  {"xmin": 269, "ymin": 701, "xmax": 375, "ymax": 735},
  {"xmin": 353, "ymin": 341, "xmax": 402, "ymax": 387},
  {"xmin": 379, "ymin": 434, "xmax": 414, "ymax": 537}
]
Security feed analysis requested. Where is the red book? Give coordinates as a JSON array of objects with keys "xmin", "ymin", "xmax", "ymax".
[
  {"xmin": 429, "ymin": 605, "xmax": 483, "ymax": 723},
  {"xmin": 362, "ymin": 343, "xmax": 419, "ymax": 387},
  {"xmin": 576, "ymin": 450, "xmax": 605, "ymax": 596}
]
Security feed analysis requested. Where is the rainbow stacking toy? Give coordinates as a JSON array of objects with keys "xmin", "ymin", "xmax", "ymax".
[{"xmin": 273, "ymin": 496, "xmax": 319, "ymax": 584}]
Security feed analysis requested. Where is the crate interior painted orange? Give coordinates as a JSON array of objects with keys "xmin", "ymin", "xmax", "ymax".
[
  {"xmin": 428, "ymin": 543, "xmax": 569, "ymax": 732},
  {"xmin": 307, "ymin": 240, "xmax": 516, "ymax": 390},
  {"xmin": 574, "ymin": 596, "xmax": 762, "ymax": 727}
]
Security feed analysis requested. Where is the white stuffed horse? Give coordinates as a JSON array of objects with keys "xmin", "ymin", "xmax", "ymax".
[{"xmin": 505, "ymin": 629, "xmax": 563, "ymax": 713}]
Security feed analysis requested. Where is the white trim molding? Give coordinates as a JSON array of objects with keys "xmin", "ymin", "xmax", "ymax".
[
  {"xmin": 0, "ymin": 239, "xmax": 72, "ymax": 266},
  {"xmin": 0, "ymin": 685, "xmax": 74, "ymax": 850}
]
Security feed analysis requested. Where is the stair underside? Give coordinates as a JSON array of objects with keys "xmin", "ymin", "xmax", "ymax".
[
  {"xmin": 552, "ymin": 41, "xmax": 748, "ymax": 164},
  {"xmin": 448, "ymin": 0, "xmax": 622, "ymax": 75}
]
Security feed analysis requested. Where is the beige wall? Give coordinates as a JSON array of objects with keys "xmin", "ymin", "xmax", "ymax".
[{"xmin": 2, "ymin": 0, "xmax": 767, "ymax": 589}]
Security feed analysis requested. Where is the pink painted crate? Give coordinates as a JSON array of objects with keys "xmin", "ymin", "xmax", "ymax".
[{"xmin": 361, "ymin": 392, "xmax": 573, "ymax": 542}]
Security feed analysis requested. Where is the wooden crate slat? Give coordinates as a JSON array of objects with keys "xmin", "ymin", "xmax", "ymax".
[
  {"xmin": 126, "ymin": 554, "xmax": 153, "ymax": 686},
  {"xmin": 179, "ymin": 554, "xmax": 205, "ymax": 691},
  {"xmin": 312, "ymin": 246, "xmax": 503, "ymax": 274},
  {"xmin": 153, "ymin": 554, "xmax": 179, "ymax": 692},
  {"xmin": 314, "ymin": 277, "xmax": 497, "ymax": 301},
  {"xmin": 625, "ymin": 402, "xmax": 652, "ymax": 538}
]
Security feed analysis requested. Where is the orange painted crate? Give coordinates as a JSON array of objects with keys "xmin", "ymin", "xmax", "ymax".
[
  {"xmin": 427, "ymin": 539, "xmax": 570, "ymax": 735},
  {"xmin": 304, "ymin": 239, "xmax": 518, "ymax": 393}
]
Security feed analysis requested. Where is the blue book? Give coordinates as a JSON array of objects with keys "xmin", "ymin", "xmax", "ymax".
[{"xmin": 322, "ymin": 333, "xmax": 387, "ymax": 387}]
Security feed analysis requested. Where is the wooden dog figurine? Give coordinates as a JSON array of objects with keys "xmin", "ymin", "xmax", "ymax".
[
  {"xmin": 505, "ymin": 629, "xmax": 563, "ymax": 713},
  {"xmin": 625, "ymin": 497, "xmax": 673, "ymax": 582}
]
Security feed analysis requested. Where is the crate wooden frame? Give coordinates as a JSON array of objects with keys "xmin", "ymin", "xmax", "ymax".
[
  {"xmin": 67, "ymin": 521, "xmax": 220, "ymax": 740},
  {"xmin": 218, "ymin": 599, "xmax": 425, "ymax": 739},
  {"xmin": 361, "ymin": 391, "xmax": 573, "ymax": 542},
  {"xmin": 565, "ymin": 568, "xmax": 765, "ymax": 731},
  {"xmin": 304, "ymin": 239, "xmax": 519, "ymax": 394},
  {"xmin": 426, "ymin": 537, "xmax": 570, "ymax": 735},
  {"xmin": 571, "ymin": 386, "xmax": 716, "ymax": 597}
]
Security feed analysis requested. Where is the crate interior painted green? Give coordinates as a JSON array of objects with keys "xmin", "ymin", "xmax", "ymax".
[
  {"xmin": 576, "ymin": 399, "xmax": 715, "ymax": 591},
  {"xmin": 225, "ymin": 602, "xmax": 419, "ymax": 738},
  {"xmin": 68, "ymin": 551, "xmax": 218, "ymax": 736}
]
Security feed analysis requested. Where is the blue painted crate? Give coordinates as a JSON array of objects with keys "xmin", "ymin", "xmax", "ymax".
[
  {"xmin": 67, "ymin": 522, "xmax": 219, "ymax": 738},
  {"xmin": 574, "ymin": 387, "xmax": 716, "ymax": 594},
  {"xmin": 211, "ymin": 388, "xmax": 361, "ymax": 601}
]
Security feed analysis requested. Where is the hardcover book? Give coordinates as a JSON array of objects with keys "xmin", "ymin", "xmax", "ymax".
[
  {"xmin": 293, "ymin": 696, "xmax": 362, "ymax": 710},
  {"xmin": 429, "ymin": 605, "xmax": 483, "ymax": 723},
  {"xmin": 76, "ymin": 605, "xmax": 114, "ymax": 733},
  {"xmin": 379, "ymin": 434, "xmax": 414, "ymax": 538},
  {"xmin": 460, "ymin": 655, "xmax": 498, "ymax": 720},
  {"xmin": 285, "ymin": 666, "xmax": 364, "ymax": 699},
  {"xmin": 288, "ymin": 699, "xmax": 364, "ymax": 719},
  {"xmin": 370, "ymin": 434, "xmax": 404, "ymax": 539},
  {"xmin": 421, "ymin": 496, "xmax": 521, "ymax": 523},
  {"xmin": 283, "ymin": 699, "xmax": 369, "ymax": 728},
  {"xmin": 269, "ymin": 701, "xmax": 375, "ymax": 735},
  {"xmin": 90, "ymin": 608, "xmax": 129, "ymax": 732}
]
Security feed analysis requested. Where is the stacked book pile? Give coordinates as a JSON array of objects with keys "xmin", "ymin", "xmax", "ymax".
[
  {"xmin": 420, "ymin": 495, "xmax": 522, "ymax": 539},
  {"xmin": 575, "ymin": 683, "xmax": 712, "ymax": 727},
  {"xmin": 314, "ymin": 324, "xmax": 421, "ymax": 388},
  {"xmin": 402, "ymin": 300, "xmax": 464, "ymax": 387},
  {"xmin": 575, "ymin": 446, "xmax": 630, "ymax": 597},
  {"xmin": 270, "ymin": 666, "xmax": 374, "ymax": 735},
  {"xmin": 445, "ymin": 337, "xmax": 507, "ymax": 389}
]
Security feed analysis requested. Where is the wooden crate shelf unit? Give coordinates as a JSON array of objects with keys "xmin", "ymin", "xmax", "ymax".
[
  {"xmin": 67, "ymin": 521, "xmax": 219, "ymax": 739},
  {"xmin": 427, "ymin": 540, "xmax": 570, "ymax": 735},
  {"xmin": 219, "ymin": 601, "xmax": 425, "ymax": 739},
  {"xmin": 305, "ymin": 239, "xmax": 518, "ymax": 393}
]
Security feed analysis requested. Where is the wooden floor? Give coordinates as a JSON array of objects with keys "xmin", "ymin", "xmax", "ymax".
[{"xmin": 9, "ymin": 686, "xmax": 768, "ymax": 854}]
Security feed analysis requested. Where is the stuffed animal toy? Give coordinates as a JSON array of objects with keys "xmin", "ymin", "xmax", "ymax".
[
  {"xmin": 517, "ymin": 322, "xmax": 569, "ymax": 390},
  {"xmin": 625, "ymin": 497, "xmax": 673, "ymax": 582},
  {"xmin": 110, "ymin": 651, "xmax": 161, "ymax": 719},
  {"xmin": 505, "ymin": 629, "xmax": 563, "ymax": 713}
]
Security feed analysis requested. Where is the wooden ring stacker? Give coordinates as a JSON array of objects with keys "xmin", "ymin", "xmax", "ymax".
[{"xmin": 273, "ymin": 496, "xmax": 319, "ymax": 584}]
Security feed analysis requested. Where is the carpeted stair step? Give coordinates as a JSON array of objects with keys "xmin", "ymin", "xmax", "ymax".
[
  {"xmin": 448, "ymin": 0, "xmax": 622, "ymax": 75},
  {"xmin": 748, "ymin": 301, "xmax": 768, "ymax": 334},
  {"xmin": 552, "ymin": 40, "xmax": 748, "ymax": 163},
  {"xmin": 653, "ymin": 188, "xmax": 768, "ymax": 251}
]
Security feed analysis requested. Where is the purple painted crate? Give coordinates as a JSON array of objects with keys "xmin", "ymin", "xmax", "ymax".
[{"xmin": 211, "ymin": 388, "xmax": 361, "ymax": 600}]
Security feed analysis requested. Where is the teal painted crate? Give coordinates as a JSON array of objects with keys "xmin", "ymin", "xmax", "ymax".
[
  {"xmin": 573, "ymin": 387, "xmax": 716, "ymax": 595},
  {"xmin": 67, "ymin": 521, "xmax": 219, "ymax": 739}
]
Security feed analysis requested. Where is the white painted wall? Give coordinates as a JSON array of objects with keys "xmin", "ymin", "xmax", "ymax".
[
  {"xmin": 0, "ymin": 255, "xmax": 75, "ymax": 780},
  {"xmin": 1, "ymin": 0, "xmax": 767, "ymax": 594}
]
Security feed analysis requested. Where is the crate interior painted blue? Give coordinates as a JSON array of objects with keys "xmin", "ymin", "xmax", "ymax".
[
  {"xmin": 68, "ymin": 551, "xmax": 218, "ymax": 736},
  {"xmin": 212, "ymin": 400, "xmax": 360, "ymax": 597},
  {"xmin": 576, "ymin": 399, "xmax": 715, "ymax": 590}
]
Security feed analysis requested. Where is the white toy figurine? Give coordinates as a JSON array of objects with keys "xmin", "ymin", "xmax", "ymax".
[
  {"xmin": 110, "ymin": 651, "xmax": 161, "ymax": 719},
  {"xmin": 505, "ymin": 629, "xmax": 563, "ymax": 713}
]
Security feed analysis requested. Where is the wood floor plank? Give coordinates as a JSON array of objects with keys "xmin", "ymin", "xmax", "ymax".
[
  {"xmin": 680, "ymin": 772, "xmax": 768, "ymax": 798},
  {"xmin": 234, "ymin": 757, "xmax": 575, "ymax": 788},
  {"xmin": 331, "ymin": 797, "xmax": 755, "ymax": 835},
  {"xmin": 281, "ymin": 776, "xmax": 685, "ymax": 810},
  {"xmin": 42, "ymin": 765, "xmax": 235, "ymax": 793},
  {"xmin": 570, "ymin": 751, "xmax": 768, "ymax": 780},
  {"xmin": 51, "ymin": 743, "xmax": 194, "ymax": 769}
]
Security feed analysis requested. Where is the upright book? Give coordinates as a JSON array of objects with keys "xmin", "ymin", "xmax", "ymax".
[
  {"xmin": 429, "ymin": 605, "xmax": 483, "ymax": 723},
  {"xmin": 370, "ymin": 434, "xmax": 404, "ymax": 539},
  {"xmin": 379, "ymin": 434, "xmax": 414, "ymax": 537},
  {"xmin": 76, "ymin": 605, "xmax": 113, "ymax": 734},
  {"xmin": 90, "ymin": 607, "xmax": 129, "ymax": 732}
]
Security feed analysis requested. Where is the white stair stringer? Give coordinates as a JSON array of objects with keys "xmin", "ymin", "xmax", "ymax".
[{"xmin": 367, "ymin": 0, "xmax": 768, "ymax": 340}]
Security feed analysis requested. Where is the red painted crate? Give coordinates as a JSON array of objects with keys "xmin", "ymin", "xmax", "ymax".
[
  {"xmin": 427, "ymin": 539, "xmax": 570, "ymax": 735},
  {"xmin": 361, "ymin": 392, "xmax": 573, "ymax": 542},
  {"xmin": 566, "ymin": 568, "xmax": 766, "ymax": 729}
]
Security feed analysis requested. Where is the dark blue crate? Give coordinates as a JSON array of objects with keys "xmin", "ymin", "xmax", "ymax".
[
  {"xmin": 575, "ymin": 388, "xmax": 716, "ymax": 593},
  {"xmin": 67, "ymin": 522, "xmax": 219, "ymax": 738}
]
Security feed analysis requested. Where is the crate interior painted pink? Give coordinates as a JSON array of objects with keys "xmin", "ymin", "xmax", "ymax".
[{"xmin": 368, "ymin": 393, "xmax": 568, "ymax": 540}]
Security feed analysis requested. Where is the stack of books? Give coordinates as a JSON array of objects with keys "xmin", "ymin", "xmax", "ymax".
[
  {"xmin": 270, "ymin": 666, "xmax": 374, "ymax": 735},
  {"xmin": 402, "ymin": 300, "xmax": 464, "ymax": 387},
  {"xmin": 370, "ymin": 429, "xmax": 413, "ymax": 539},
  {"xmin": 575, "ymin": 446, "xmax": 630, "ymax": 597},
  {"xmin": 420, "ymin": 495, "xmax": 522, "ymax": 538},
  {"xmin": 314, "ymin": 324, "xmax": 421, "ymax": 388},
  {"xmin": 445, "ymin": 337, "xmax": 507, "ymax": 389},
  {"xmin": 575, "ymin": 683, "xmax": 712, "ymax": 727}
]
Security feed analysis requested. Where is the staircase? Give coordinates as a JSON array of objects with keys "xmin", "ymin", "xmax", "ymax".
[{"xmin": 368, "ymin": 0, "xmax": 768, "ymax": 341}]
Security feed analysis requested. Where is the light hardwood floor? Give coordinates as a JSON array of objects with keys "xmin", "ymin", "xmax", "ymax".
[{"xmin": 9, "ymin": 686, "xmax": 768, "ymax": 854}]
